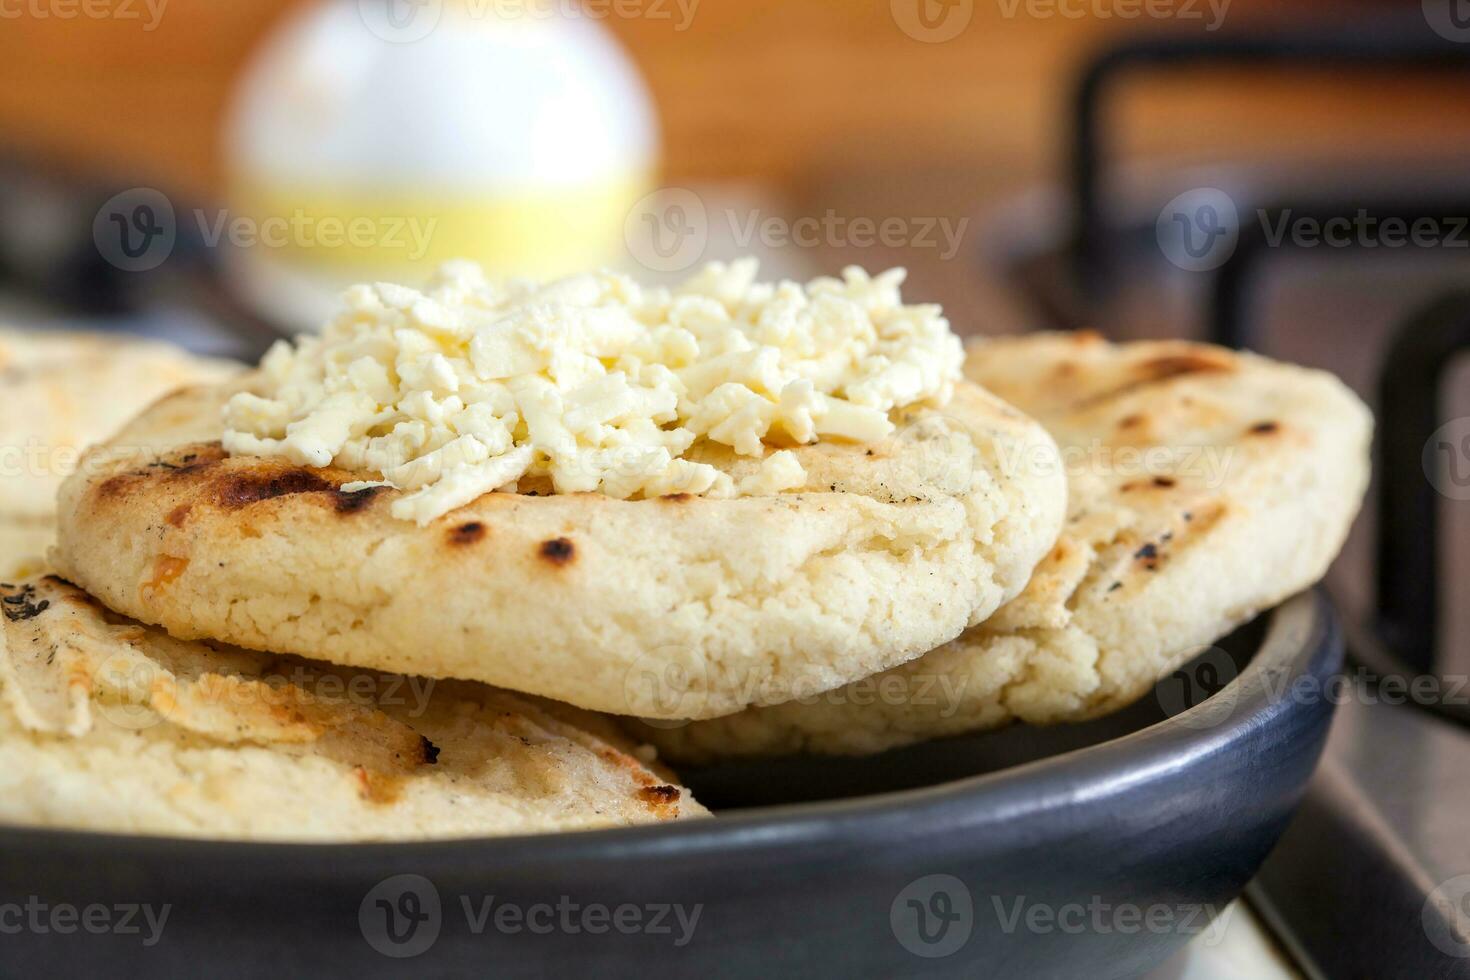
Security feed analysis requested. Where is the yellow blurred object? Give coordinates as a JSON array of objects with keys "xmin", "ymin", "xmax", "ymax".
[
  {"xmin": 230, "ymin": 173, "xmax": 651, "ymax": 275},
  {"xmin": 223, "ymin": 0, "xmax": 658, "ymax": 329}
]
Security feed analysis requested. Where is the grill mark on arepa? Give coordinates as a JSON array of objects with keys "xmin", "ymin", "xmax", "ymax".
[
  {"xmin": 1072, "ymin": 352, "xmax": 1235, "ymax": 411},
  {"xmin": 217, "ymin": 469, "xmax": 334, "ymax": 508},
  {"xmin": 335, "ymin": 485, "xmax": 387, "ymax": 515},
  {"xmin": 160, "ymin": 444, "xmax": 226, "ymax": 478},
  {"xmin": 1, "ymin": 582, "xmax": 49, "ymax": 622}
]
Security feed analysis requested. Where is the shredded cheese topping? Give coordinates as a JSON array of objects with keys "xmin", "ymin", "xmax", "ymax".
[{"xmin": 222, "ymin": 259, "xmax": 964, "ymax": 524}]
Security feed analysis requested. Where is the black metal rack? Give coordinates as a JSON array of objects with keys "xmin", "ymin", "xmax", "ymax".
[{"xmin": 1068, "ymin": 21, "xmax": 1470, "ymax": 292}]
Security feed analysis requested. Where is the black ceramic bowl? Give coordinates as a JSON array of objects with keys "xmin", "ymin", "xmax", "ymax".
[{"xmin": 0, "ymin": 591, "xmax": 1340, "ymax": 979}]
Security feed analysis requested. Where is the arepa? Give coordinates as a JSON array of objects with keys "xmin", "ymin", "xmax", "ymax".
[{"xmin": 639, "ymin": 333, "xmax": 1372, "ymax": 759}]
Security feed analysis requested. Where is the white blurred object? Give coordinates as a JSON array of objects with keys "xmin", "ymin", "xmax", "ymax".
[{"xmin": 223, "ymin": 0, "xmax": 658, "ymax": 331}]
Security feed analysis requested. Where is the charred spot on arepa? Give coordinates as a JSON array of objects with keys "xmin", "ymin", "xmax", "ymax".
[
  {"xmin": 96, "ymin": 470, "xmax": 143, "ymax": 501},
  {"xmin": 539, "ymin": 537, "xmax": 575, "ymax": 566},
  {"xmin": 447, "ymin": 521, "xmax": 487, "ymax": 546},
  {"xmin": 1249, "ymin": 420, "xmax": 1281, "ymax": 436},
  {"xmin": 637, "ymin": 784, "xmax": 680, "ymax": 807},
  {"xmin": 216, "ymin": 467, "xmax": 333, "ymax": 509},
  {"xmin": 333, "ymin": 485, "xmax": 387, "ymax": 515},
  {"xmin": 164, "ymin": 443, "xmax": 226, "ymax": 477},
  {"xmin": 53, "ymin": 579, "xmax": 104, "ymax": 610},
  {"xmin": 660, "ymin": 493, "xmax": 692, "ymax": 503},
  {"xmin": 1, "ymin": 582, "xmax": 49, "ymax": 622},
  {"xmin": 1076, "ymin": 349, "xmax": 1236, "ymax": 410}
]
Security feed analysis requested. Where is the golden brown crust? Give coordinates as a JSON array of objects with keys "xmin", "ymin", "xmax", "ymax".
[
  {"xmin": 0, "ymin": 576, "xmax": 709, "ymax": 840},
  {"xmin": 51, "ymin": 380, "xmax": 1067, "ymax": 719}
]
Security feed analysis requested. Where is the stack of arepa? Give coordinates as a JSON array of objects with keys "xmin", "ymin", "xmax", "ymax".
[{"xmin": 0, "ymin": 260, "xmax": 1371, "ymax": 840}]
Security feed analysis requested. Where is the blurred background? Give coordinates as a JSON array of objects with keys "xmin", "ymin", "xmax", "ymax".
[
  {"xmin": 4, "ymin": 0, "xmax": 1470, "ymax": 335},
  {"xmin": 4, "ymin": 3, "xmax": 1470, "ymax": 975}
]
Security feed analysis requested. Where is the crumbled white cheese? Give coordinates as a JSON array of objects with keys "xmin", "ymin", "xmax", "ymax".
[{"xmin": 222, "ymin": 259, "xmax": 964, "ymax": 524}]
